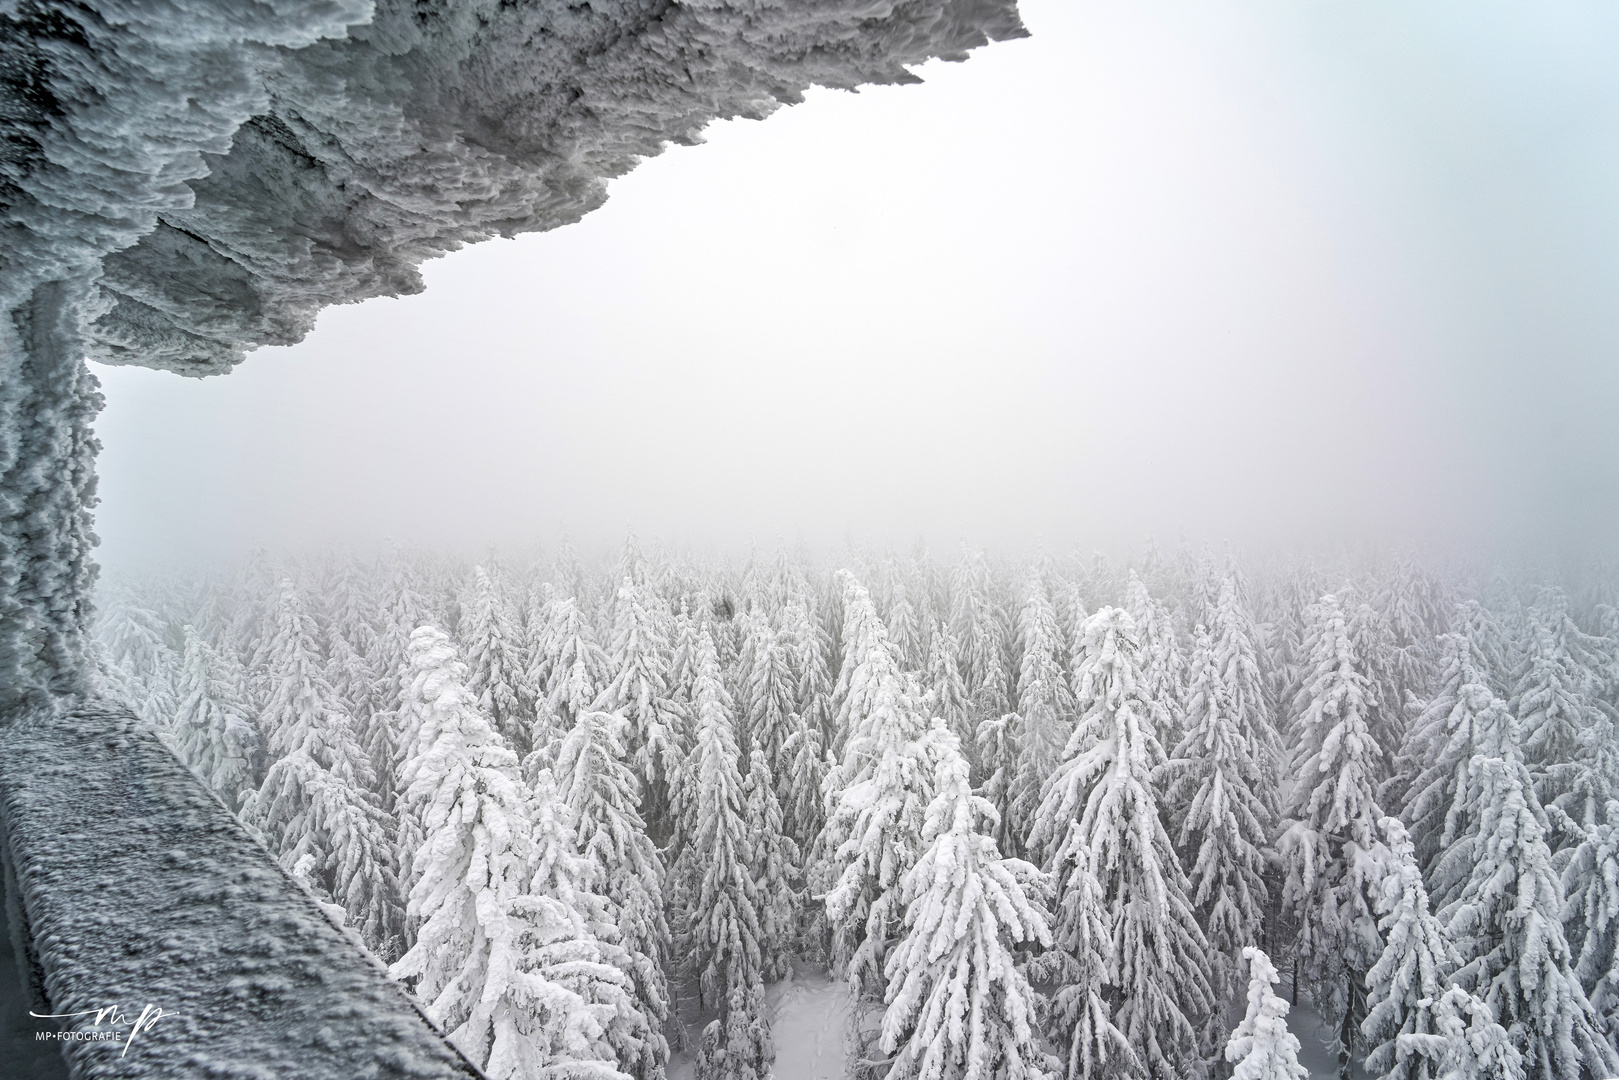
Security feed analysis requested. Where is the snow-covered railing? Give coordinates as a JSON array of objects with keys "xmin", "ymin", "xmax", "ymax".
[{"xmin": 0, "ymin": 700, "xmax": 485, "ymax": 1079}]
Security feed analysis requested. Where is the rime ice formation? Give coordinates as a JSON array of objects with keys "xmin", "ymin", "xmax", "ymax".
[
  {"xmin": 0, "ymin": 701, "xmax": 484, "ymax": 1078},
  {"xmin": 0, "ymin": 0, "xmax": 1024, "ymax": 704}
]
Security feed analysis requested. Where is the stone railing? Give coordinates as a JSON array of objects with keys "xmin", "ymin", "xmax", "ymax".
[{"xmin": 0, "ymin": 701, "xmax": 484, "ymax": 1079}]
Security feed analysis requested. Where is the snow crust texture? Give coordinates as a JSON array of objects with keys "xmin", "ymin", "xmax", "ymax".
[
  {"xmin": 0, "ymin": 0, "xmax": 1023, "ymax": 709},
  {"xmin": 0, "ymin": 700, "xmax": 485, "ymax": 1079}
]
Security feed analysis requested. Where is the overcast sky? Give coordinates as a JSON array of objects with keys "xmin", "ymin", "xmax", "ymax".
[{"xmin": 92, "ymin": 0, "xmax": 1619, "ymax": 567}]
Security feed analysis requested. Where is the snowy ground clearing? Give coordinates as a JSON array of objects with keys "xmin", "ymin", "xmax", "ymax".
[
  {"xmin": 1288, "ymin": 998, "xmax": 1369, "ymax": 1080},
  {"xmin": 673, "ymin": 959, "xmax": 1349, "ymax": 1080},
  {"xmin": 670, "ymin": 963, "xmax": 854, "ymax": 1080},
  {"xmin": 767, "ymin": 964, "xmax": 856, "ymax": 1080}
]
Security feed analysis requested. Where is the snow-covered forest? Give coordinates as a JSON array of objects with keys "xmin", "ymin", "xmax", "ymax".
[{"xmin": 94, "ymin": 539, "xmax": 1619, "ymax": 1080}]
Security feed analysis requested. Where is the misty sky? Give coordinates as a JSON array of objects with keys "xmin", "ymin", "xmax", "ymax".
[{"xmin": 92, "ymin": 0, "xmax": 1619, "ymax": 566}]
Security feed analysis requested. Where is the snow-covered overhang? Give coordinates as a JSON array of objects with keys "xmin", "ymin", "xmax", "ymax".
[{"xmin": 2, "ymin": 0, "xmax": 1024, "ymax": 376}]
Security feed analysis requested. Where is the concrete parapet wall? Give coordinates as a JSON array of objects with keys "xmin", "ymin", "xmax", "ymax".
[{"xmin": 0, "ymin": 700, "xmax": 484, "ymax": 1079}]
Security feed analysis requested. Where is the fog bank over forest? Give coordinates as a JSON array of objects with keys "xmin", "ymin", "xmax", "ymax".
[{"xmin": 92, "ymin": 0, "xmax": 1619, "ymax": 568}]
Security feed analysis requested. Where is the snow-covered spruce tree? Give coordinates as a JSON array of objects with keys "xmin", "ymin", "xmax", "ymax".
[
  {"xmin": 1164, "ymin": 622, "xmax": 1271, "ymax": 1016},
  {"xmin": 975, "ymin": 708, "xmax": 1025, "ymax": 858},
  {"xmin": 1396, "ymin": 631, "xmax": 1501, "ymax": 887},
  {"xmin": 1060, "ymin": 583, "xmax": 1089, "ymax": 683},
  {"xmin": 1427, "ymin": 988, "xmax": 1525, "ymax": 1080},
  {"xmin": 463, "ymin": 565, "xmax": 534, "ymax": 756},
  {"xmin": 242, "ymin": 579, "xmax": 401, "ymax": 956},
  {"xmin": 396, "ymin": 619, "xmax": 507, "ymax": 862},
  {"xmin": 1125, "ymin": 574, "xmax": 1186, "ymax": 749},
  {"xmin": 169, "ymin": 624, "xmax": 260, "ymax": 809},
  {"xmin": 1224, "ymin": 947, "xmax": 1307, "ymax": 1080},
  {"xmin": 820, "ymin": 571, "xmax": 944, "ymax": 1000},
  {"xmin": 552, "ymin": 539, "xmax": 592, "ymax": 622},
  {"xmin": 1007, "ymin": 582, "xmax": 1076, "ymax": 856},
  {"xmin": 887, "ymin": 572, "xmax": 925, "ymax": 673},
  {"xmin": 666, "ymin": 598, "xmax": 697, "ymax": 699},
  {"xmin": 924, "ymin": 620, "xmax": 972, "ymax": 763},
  {"xmin": 1211, "ymin": 576, "xmax": 1283, "ymax": 810},
  {"xmin": 1377, "ymin": 562, "xmax": 1444, "ymax": 711},
  {"xmin": 676, "ymin": 629, "xmax": 772, "ymax": 1080},
  {"xmin": 1513, "ymin": 605, "xmax": 1618, "ymax": 841},
  {"xmin": 96, "ymin": 588, "xmax": 177, "ymax": 728},
  {"xmin": 745, "ymin": 747, "xmax": 800, "ymax": 981},
  {"xmin": 953, "ymin": 552, "xmax": 1014, "ymax": 749},
  {"xmin": 374, "ymin": 548, "xmax": 431, "ymax": 716},
  {"xmin": 1277, "ymin": 592, "xmax": 1390, "ymax": 1077},
  {"xmin": 326, "ymin": 625, "xmax": 378, "ymax": 734},
  {"xmin": 323, "ymin": 553, "xmax": 380, "ymax": 655},
  {"xmin": 1033, "ymin": 838, "xmax": 1133, "ymax": 1080},
  {"xmin": 364, "ymin": 550, "xmax": 432, "ymax": 802},
  {"xmin": 1359, "ymin": 818, "xmax": 1489, "ymax": 1080},
  {"xmin": 596, "ymin": 578, "xmax": 684, "ymax": 846},
  {"xmin": 766, "ymin": 593, "xmax": 823, "ymax": 836},
  {"xmin": 878, "ymin": 734, "xmax": 1052, "ymax": 1080},
  {"xmin": 485, "ymin": 891, "xmax": 639, "ymax": 1080},
  {"xmin": 389, "ymin": 624, "xmax": 607, "ymax": 1079},
  {"xmin": 1453, "ymin": 600, "xmax": 1512, "ymax": 699},
  {"xmin": 779, "ymin": 710, "xmax": 828, "ymax": 864},
  {"xmin": 1431, "ymin": 692, "xmax": 1618, "ymax": 1080},
  {"xmin": 1563, "ymin": 802, "xmax": 1619, "ymax": 1037},
  {"xmin": 520, "ymin": 767, "xmax": 664, "ymax": 1080},
  {"xmin": 224, "ymin": 549, "xmax": 278, "ymax": 696},
  {"xmin": 322, "ymin": 555, "xmax": 380, "ymax": 726},
  {"xmin": 532, "ymin": 595, "xmax": 613, "ymax": 736},
  {"xmin": 1347, "ymin": 594, "xmax": 1405, "ymax": 781},
  {"xmin": 829, "ymin": 569, "xmax": 916, "ymax": 771},
  {"xmin": 739, "ymin": 609, "xmax": 797, "ymax": 784},
  {"xmin": 555, "ymin": 710, "xmax": 672, "ymax": 1080},
  {"xmin": 782, "ymin": 597, "xmax": 834, "ymax": 752},
  {"xmin": 1028, "ymin": 606, "xmax": 1213, "ymax": 1080}
]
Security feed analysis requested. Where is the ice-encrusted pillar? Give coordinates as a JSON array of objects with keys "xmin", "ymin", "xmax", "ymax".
[{"xmin": 0, "ymin": 280, "xmax": 102, "ymax": 712}]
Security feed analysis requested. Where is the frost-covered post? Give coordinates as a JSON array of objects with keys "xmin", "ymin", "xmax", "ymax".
[{"xmin": 0, "ymin": 281, "xmax": 101, "ymax": 713}]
